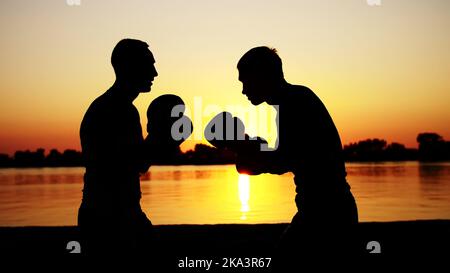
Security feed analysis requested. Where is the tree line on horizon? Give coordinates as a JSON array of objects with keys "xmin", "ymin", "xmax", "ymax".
[{"xmin": 0, "ymin": 132, "xmax": 449, "ymax": 168}]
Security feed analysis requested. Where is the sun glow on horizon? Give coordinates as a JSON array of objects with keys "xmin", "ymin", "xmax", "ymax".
[{"xmin": 0, "ymin": 1, "xmax": 449, "ymax": 154}]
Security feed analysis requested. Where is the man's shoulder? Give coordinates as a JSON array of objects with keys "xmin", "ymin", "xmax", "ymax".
[
  {"xmin": 85, "ymin": 92, "xmax": 117, "ymax": 116},
  {"xmin": 286, "ymin": 84, "xmax": 323, "ymax": 105},
  {"xmin": 279, "ymin": 84, "xmax": 313, "ymax": 105},
  {"xmin": 288, "ymin": 84, "xmax": 314, "ymax": 97},
  {"xmin": 81, "ymin": 93, "xmax": 114, "ymax": 128},
  {"xmin": 91, "ymin": 92, "xmax": 113, "ymax": 108}
]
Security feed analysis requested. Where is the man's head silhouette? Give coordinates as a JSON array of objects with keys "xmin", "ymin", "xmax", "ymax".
[
  {"xmin": 238, "ymin": 46, "xmax": 285, "ymax": 105},
  {"xmin": 111, "ymin": 39, "xmax": 158, "ymax": 94}
]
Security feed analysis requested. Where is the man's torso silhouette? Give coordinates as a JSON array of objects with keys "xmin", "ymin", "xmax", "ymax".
[
  {"xmin": 276, "ymin": 85, "xmax": 353, "ymax": 221},
  {"xmin": 273, "ymin": 85, "xmax": 358, "ymax": 258},
  {"xmin": 80, "ymin": 88, "xmax": 143, "ymax": 209},
  {"xmin": 78, "ymin": 87, "xmax": 152, "ymax": 254}
]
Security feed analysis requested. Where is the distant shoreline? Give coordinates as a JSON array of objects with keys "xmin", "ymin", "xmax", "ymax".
[
  {"xmin": 0, "ymin": 160, "xmax": 449, "ymax": 169},
  {"xmin": 1, "ymin": 132, "xmax": 449, "ymax": 168}
]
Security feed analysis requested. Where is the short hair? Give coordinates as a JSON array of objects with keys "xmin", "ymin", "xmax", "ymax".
[
  {"xmin": 111, "ymin": 39, "xmax": 150, "ymax": 75},
  {"xmin": 237, "ymin": 46, "xmax": 284, "ymax": 79}
]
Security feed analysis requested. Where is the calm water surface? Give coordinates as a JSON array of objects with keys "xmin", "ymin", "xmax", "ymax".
[{"xmin": 0, "ymin": 162, "xmax": 449, "ymax": 226}]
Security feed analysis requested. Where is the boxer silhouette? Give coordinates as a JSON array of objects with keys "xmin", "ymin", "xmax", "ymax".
[
  {"xmin": 207, "ymin": 47, "xmax": 359, "ymax": 259},
  {"xmin": 78, "ymin": 39, "xmax": 157, "ymax": 255}
]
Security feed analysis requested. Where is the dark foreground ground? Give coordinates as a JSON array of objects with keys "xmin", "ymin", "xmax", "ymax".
[{"xmin": 0, "ymin": 220, "xmax": 449, "ymax": 270}]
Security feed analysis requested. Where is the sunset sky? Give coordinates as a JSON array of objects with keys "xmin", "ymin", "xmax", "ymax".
[{"xmin": 0, "ymin": 0, "xmax": 449, "ymax": 155}]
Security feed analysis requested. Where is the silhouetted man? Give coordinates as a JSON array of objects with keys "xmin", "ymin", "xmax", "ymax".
[
  {"xmin": 78, "ymin": 39, "xmax": 158, "ymax": 255},
  {"xmin": 235, "ymin": 47, "xmax": 358, "ymax": 257}
]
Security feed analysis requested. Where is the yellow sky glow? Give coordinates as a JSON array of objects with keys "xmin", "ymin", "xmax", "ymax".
[{"xmin": 1, "ymin": 0, "xmax": 449, "ymax": 154}]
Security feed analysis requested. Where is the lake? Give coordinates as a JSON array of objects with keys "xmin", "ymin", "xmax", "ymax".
[{"xmin": 0, "ymin": 162, "xmax": 449, "ymax": 226}]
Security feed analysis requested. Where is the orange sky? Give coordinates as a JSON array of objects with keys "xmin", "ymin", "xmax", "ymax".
[{"xmin": 1, "ymin": 0, "xmax": 449, "ymax": 155}]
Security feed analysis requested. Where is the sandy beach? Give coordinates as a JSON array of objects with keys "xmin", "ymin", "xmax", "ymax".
[
  {"xmin": 1, "ymin": 220, "xmax": 448, "ymax": 258},
  {"xmin": 0, "ymin": 220, "xmax": 447, "ymax": 272}
]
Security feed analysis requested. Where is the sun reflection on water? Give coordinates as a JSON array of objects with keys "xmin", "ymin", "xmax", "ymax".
[{"xmin": 238, "ymin": 174, "xmax": 250, "ymax": 220}]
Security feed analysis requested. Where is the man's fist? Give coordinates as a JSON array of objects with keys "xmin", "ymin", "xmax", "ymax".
[
  {"xmin": 204, "ymin": 111, "xmax": 249, "ymax": 150},
  {"xmin": 204, "ymin": 111, "xmax": 269, "ymax": 174},
  {"xmin": 146, "ymin": 94, "xmax": 192, "ymax": 147}
]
